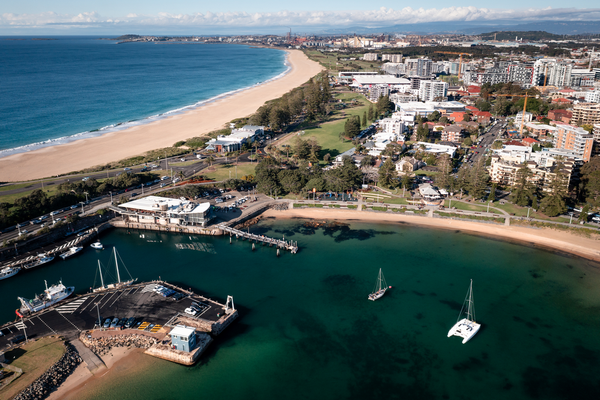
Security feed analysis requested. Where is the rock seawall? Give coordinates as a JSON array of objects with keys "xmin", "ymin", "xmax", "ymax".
[{"xmin": 13, "ymin": 342, "xmax": 82, "ymax": 400}]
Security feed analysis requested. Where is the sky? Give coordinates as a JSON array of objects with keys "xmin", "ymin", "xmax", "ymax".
[{"xmin": 2, "ymin": 1, "xmax": 600, "ymax": 35}]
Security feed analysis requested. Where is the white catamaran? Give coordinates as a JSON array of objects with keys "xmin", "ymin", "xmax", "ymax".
[
  {"xmin": 447, "ymin": 279, "xmax": 481, "ymax": 344},
  {"xmin": 93, "ymin": 247, "xmax": 137, "ymax": 293},
  {"xmin": 368, "ymin": 268, "xmax": 391, "ymax": 301}
]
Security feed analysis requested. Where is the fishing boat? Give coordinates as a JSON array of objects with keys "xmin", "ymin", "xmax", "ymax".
[
  {"xmin": 0, "ymin": 266, "xmax": 20, "ymax": 280},
  {"xmin": 59, "ymin": 246, "xmax": 83, "ymax": 260},
  {"xmin": 90, "ymin": 241, "xmax": 104, "ymax": 250},
  {"xmin": 93, "ymin": 248, "xmax": 137, "ymax": 293},
  {"xmin": 447, "ymin": 279, "xmax": 481, "ymax": 344},
  {"xmin": 23, "ymin": 254, "xmax": 55, "ymax": 270},
  {"xmin": 368, "ymin": 268, "xmax": 391, "ymax": 301},
  {"xmin": 17, "ymin": 280, "xmax": 74, "ymax": 314}
]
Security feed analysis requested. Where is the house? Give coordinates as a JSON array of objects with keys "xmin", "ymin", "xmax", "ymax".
[
  {"xmin": 548, "ymin": 109, "xmax": 572, "ymax": 124},
  {"xmin": 414, "ymin": 142, "xmax": 457, "ymax": 157},
  {"xmin": 448, "ymin": 112, "xmax": 467, "ymax": 122},
  {"xmin": 396, "ymin": 157, "xmax": 423, "ymax": 173},
  {"xmin": 552, "ymin": 98, "xmax": 572, "ymax": 105},
  {"xmin": 465, "ymin": 106, "xmax": 480, "ymax": 112},
  {"xmin": 471, "ymin": 111, "xmax": 492, "ymax": 124},
  {"xmin": 169, "ymin": 325, "xmax": 197, "ymax": 353},
  {"xmin": 418, "ymin": 183, "xmax": 446, "ymax": 205},
  {"xmin": 205, "ymin": 125, "xmax": 264, "ymax": 153},
  {"xmin": 521, "ymin": 137, "xmax": 540, "ymax": 147},
  {"xmin": 118, "ymin": 196, "xmax": 214, "ymax": 227}
]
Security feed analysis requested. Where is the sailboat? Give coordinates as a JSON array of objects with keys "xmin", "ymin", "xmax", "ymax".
[
  {"xmin": 447, "ymin": 279, "xmax": 481, "ymax": 344},
  {"xmin": 368, "ymin": 268, "xmax": 391, "ymax": 301},
  {"xmin": 92, "ymin": 248, "xmax": 137, "ymax": 293}
]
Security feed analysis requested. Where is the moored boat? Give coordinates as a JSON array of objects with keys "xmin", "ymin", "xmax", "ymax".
[
  {"xmin": 90, "ymin": 241, "xmax": 104, "ymax": 250},
  {"xmin": 368, "ymin": 268, "xmax": 391, "ymax": 301},
  {"xmin": 447, "ymin": 279, "xmax": 481, "ymax": 344},
  {"xmin": 59, "ymin": 246, "xmax": 83, "ymax": 260},
  {"xmin": 93, "ymin": 247, "xmax": 137, "ymax": 293},
  {"xmin": 0, "ymin": 266, "xmax": 20, "ymax": 280},
  {"xmin": 18, "ymin": 280, "xmax": 75, "ymax": 314},
  {"xmin": 23, "ymin": 254, "xmax": 55, "ymax": 270}
]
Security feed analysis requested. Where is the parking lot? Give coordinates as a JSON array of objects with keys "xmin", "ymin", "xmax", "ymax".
[{"xmin": 0, "ymin": 282, "xmax": 226, "ymax": 348}]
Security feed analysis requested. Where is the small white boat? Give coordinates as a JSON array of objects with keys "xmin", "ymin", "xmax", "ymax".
[
  {"xmin": 368, "ymin": 268, "xmax": 391, "ymax": 301},
  {"xmin": 447, "ymin": 279, "xmax": 481, "ymax": 344},
  {"xmin": 59, "ymin": 246, "xmax": 83, "ymax": 260},
  {"xmin": 90, "ymin": 241, "xmax": 104, "ymax": 250},
  {"xmin": 24, "ymin": 254, "xmax": 55, "ymax": 270},
  {"xmin": 0, "ymin": 266, "xmax": 20, "ymax": 280}
]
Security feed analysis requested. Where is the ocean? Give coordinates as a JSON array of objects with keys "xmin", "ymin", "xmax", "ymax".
[
  {"xmin": 2, "ymin": 219, "xmax": 600, "ymax": 399},
  {"xmin": 0, "ymin": 37, "xmax": 287, "ymax": 157}
]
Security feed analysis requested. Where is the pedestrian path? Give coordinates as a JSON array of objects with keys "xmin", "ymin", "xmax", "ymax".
[{"xmin": 55, "ymin": 297, "xmax": 87, "ymax": 314}]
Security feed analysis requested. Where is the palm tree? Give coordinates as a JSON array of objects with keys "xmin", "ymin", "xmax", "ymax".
[
  {"xmin": 177, "ymin": 171, "xmax": 185, "ymax": 181},
  {"xmin": 206, "ymin": 156, "xmax": 215, "ymax": 167}
]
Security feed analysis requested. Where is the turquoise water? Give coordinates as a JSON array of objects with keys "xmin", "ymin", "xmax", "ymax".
[
  {"xmin": 3, "ymin": 219, "xmax": 600, "ymax": 399},
  {"xmin": 0, "ymin": 37, "xmax": 287, "ymax": 156}
]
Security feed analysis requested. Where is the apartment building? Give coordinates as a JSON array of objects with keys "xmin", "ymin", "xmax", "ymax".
[
  {"xmin": 381, "ymin": 54, "xmax": 402, "ymax": 63},
  {"xmin": 489, "ymin": 156, "xmax": 573, "ymax": 192},
  {"xmin": 553, "ymin": 124, "xmax": 594, "ymax": 162},
  {"xmin": 584, "ymin": 90, "xmax": 600, "ymax": 103},
  {"xmin": 405, "ymin": 58, "xmax": 432, "ymax": 77},
  {"xmin": 363, "ymin": 53, "xmax": 379, "ymax": 61},
  {"xmin": 515, "ymin": 111, "xmax": 533, "ymax": 127},
  {"xmin": 571, "ymin": 103, "xmax": 600, "ymax": 126},
  {"xmin": 441, "ymin": 125, "xmax": 463, "ymax": 142},
  {"xmin": 419, "ymin": 81, "xmax": 448, "ymax": 102},
  {"xmin": 593, "ymin": 124, "xmax": 600, "ymax": 156}
]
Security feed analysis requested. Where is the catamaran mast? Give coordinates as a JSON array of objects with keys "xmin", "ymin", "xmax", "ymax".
[
  {"xmin": 98, "ymin": 260, "xmax": 105, "ymax": 288},
  {"xmin": 114, "ymin": 248, "xmax": 121, "ymax": 284},
  {"xmin": 467, "ymin": 279, "xmax": 476, "ymax": 322}
]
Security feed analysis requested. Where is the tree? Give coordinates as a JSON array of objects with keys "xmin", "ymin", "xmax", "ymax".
[
  {"xmin": 360, "ymin": 155, "xmax": 374, "ymax": 168},
  {"xmin": 362, "ymin": 111, "xmax": 367, "ymax": 128},
  {"xmin": 510, "ymin": 163, "xmax": 536, "ymax": 206},
  {"xmin": 488, "ymin": 182, "xmax": 497, "ymax": 202},
  {"xmin": 463, "ymin": 137, "xmax": 473, "ymax": 147},
  {"xmin": 368, "ymin": 104, "xmax": 375, "ymax": 121},
  {"xmin": 344, "ymin": 116, "xmax": 361, "ymax": 138},
  {"xmin": 206, "ymin": 156, "xmax": 215, "ymax": 167},
  {"xmin": 428, "ymin": 111, "xmax": 441, "ymax": 122},
  {"xmin": 416, "ymin": 123, "xmax": 429, "ymax": 141},
  {"xmin": 401, "ymin": 173, "xmax": 413, "ymax": 190},
  {"xmin": 304, "ymin": 177, "xmax": 326, "ymax": 193},
  {"xmin": 491, "ymin": 140, "xmax": 503, "ymax": 150},
  {"xmin": 467, "ymin": 159, "xmax": 489, "ymax": 199},
  {"xmin": 292, "ymin": 137, "xmax": 311, "ymax": 160},
  {"xmin": 578, "ymin": 204, "xmax": 590, "ymax": 223},
  {"xmin": 435, "ymin": 154, "xmax": 453, "ymax": 190},
  {"xmin": 539, "ymin": 160, "xmax": 568, "ymax": 217},
  {"xmin": 378, "ymin": 158, "xmax": 398, "ymax": 188},
  {"xmin": 376, "ymin": 95, "xmax": 393, "ymax": 116},
  {"xmin": 278, "ymin": 170, "xmax": 303, "ymax": 194}
]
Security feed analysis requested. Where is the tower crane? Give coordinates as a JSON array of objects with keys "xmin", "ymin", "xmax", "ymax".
[
  {"xmin": 491, "ymin": 92, "xmax": 538, "ymax": 137},
  {"xmin": 434, "ymin": 51, "xmax": 472, "ymax": 80}
]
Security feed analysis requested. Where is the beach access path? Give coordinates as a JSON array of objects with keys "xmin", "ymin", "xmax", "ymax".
[
  {"xmin": 262, "ymin": 208, "xmax": 600, "ymax": 263},
  {"xmin": 0, "ymin": 50, "xmax": 324, "ymax": 182}
]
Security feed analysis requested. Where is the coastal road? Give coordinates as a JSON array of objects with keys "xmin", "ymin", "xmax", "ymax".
[{"xmin": 469, "ymin": 121, "xmax": 504, "ymax": 164}]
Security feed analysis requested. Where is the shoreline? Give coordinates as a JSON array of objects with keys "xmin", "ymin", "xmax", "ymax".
[
  {"xmin": 0, "ymin": 49, "xmax": 324, "ymax": 182},
  {"xmin": 261, "ymin": 208, "xmax": 600, "ymax": 263}
]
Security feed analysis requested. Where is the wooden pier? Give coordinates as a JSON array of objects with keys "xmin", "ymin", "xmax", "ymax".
[{"xmin": 218, "ymin": 225, "xmax": 298, "ymax": 254}]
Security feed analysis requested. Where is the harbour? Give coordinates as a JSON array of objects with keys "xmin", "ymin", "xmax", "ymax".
[{"xmin": 1, "ymin": 219, "xmax": 600, "ymax": 399}]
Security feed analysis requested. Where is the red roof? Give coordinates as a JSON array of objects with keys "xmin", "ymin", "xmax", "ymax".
[
  {"xmin": 522, "ymin": 138, "xmax": 539, "ymax": 144},
  {"xmin": 505, "ymin": 140, "xmax": 526, "ymax": 146},
  {"xmin": 560, "ymin": 88, "xmax": 575, "ymax": 93},
  {"xmin": 552, "ymin": 98, "xmax": 572, "ymax": 103},
  {"xmin": 467, "ymin": 85, "xmax": 481, "ymax": 93},
  {"xmin": 472, "ymin": 111, "xmax": 492, "ymax": 118},
  {"xmin": 449, "ymin": 112, "xmax": 466, "ymax": 120},
  {"xmin": 466, "ymin": 106, "xmax": 479, "ymax": 111}
]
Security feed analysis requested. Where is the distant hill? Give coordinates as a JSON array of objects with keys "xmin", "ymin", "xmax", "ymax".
[
  {"xmin": 479, "ymin": 31, "xmax": 563, "ymax": 41},
  {"xmin": 115, "ymin": 34, "xmax": 142, "ymax": 40}
]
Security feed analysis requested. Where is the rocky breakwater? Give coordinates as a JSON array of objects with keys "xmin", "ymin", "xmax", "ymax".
[
  {"xmin": 79, "ymin": 331, "xmax": 157, "ymax": 356},
  {"xmin": 14, "ymin": 342, "xmax": 81, "ymax": 400}
]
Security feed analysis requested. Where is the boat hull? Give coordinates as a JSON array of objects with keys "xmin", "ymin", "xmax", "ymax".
[
  {"xmin": 447, "ymin": 318, "xmax": 481, "ymax": 344},
  {"xmin": 18, "ymin": 286, "xmax": 75, "ymax": 314},
  {"xmin": 368, "ymin": 288, "xmax": 387, "ymax": 301},
  {"xmin": 0, "ymin": 267, "xmax": 20, "ymax": 280}
]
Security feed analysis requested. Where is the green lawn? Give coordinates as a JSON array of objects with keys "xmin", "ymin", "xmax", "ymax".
[
  {"xmin": 444, "ymin": 200, "xmax": 491, "ymax": 212},
  {"xmin": 414, "ymin": 170, "xmax": 439, "ymax": 177},
  {"xmin": 203, "ymin": 162, "xmax": 255, "ymax": 181},
  {"xmin": 303, "ymin": 50, "xmax": 382, "ymax": 72},
  {"xmin": 287, "ymin": 92, "xmax": 371, "ymax": 159},
  {"xmin": 2, "ymin": 337, "xmax": 66, "ymax": 400}
]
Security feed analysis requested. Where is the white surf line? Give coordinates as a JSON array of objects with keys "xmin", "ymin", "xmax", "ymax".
[{"xmin": 36, "ymin": 315, "xmax": 57, "ymax": 335}]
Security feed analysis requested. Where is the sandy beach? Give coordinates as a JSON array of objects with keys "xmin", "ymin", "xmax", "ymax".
[
  {"xmin": 262, "ymin": 208, "xmax": 600, "ymax": 262},
  {"xmin": 0, "ymin": 49, "xmax": 323, "ymax": 182}
]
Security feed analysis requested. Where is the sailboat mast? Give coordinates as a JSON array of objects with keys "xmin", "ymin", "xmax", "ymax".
[
  {"xmin": 467, "ymin": 279, "xmax": 475, "ymax": 322},
  {"xmin": 114, "ymin": 248, "xmax": 121, "ymax": 284},
  {"xmin": 98, "ymin": 260, "xmax": 105, "ymax": 288}
]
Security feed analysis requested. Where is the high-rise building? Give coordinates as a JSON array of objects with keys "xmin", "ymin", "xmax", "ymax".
[
  {"xmin": 419, "ymin": 81, "xmax": 448, "ymax": 102},
  {"xmin": 572, "ymin": 103, "xmax": 600, "ymax": 126},
  {"xmin": 553, "ymin": 125, "xmax": 594, "ymax": 162}
]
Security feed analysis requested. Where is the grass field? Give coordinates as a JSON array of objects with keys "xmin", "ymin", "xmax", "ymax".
[
  {"xmin": 1, "ymin": 337, "xmax": 65, "ymax": 400},
  {"xmin": 203, "ymin": 162, "xmax": 256, "ymax": 181},
  {"xmin": 283, "ymin": 91, "xmax": 372, "ymax": 160},
  {"xmin": 303, "ymin": 50, "xmax": 383, "ymax": 72}
]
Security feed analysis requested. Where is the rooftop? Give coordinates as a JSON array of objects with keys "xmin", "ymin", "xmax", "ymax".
[{"xmin": 120, "ymin": 195, "xmax": 211, "ymax": 214}]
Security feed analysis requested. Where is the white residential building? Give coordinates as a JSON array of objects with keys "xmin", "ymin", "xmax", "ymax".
[
  {"xmin": 379, "ymin": 114, "xmax": 405, "ymax": 136},
  {"xmin": 363, "ymin": 53, "xmax": 379, "ymax": 61},
  {"xmin": 585, "ymin": 90, "xmax": 600, "ymax": 103},
  {"xmin": 382, "ymin": 54, "xmax": 403, "ymax": 63},
  {"xmin": 515, "ymin": 111, "xmax": 533, "ymax": 127},
  {"xmin": 418, "ymin": 81, "xmax": 449, "ymax": 102},
  {"xmin": 415, "ymin": 142, "xmax": 456, "ymax": 157}
]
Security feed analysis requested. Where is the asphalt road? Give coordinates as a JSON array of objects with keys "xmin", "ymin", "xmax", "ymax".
[{"xmin": 469, "ymin": 120, "xmax": 505, "ymax": 164}]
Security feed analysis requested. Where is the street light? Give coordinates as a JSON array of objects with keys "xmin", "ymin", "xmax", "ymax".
[{"xmin": 569, "ymin": 212, "xmax": 574, "ymax": 224}]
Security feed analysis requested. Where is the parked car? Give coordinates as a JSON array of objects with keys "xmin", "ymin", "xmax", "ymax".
[
  {"xmin": 82, "ymin": 177, "xmax": 90, "ymax": 181},
  {"xmin": 184, "ymin": 307, "xmax": 197, "ymax": 316},
  {"xmin": 110, "ymin": 317, "xmax": 119, "ymax": 328},
  {"xmin": 103, "ymin": 318, "xmax": 112, "ymax": 328}
]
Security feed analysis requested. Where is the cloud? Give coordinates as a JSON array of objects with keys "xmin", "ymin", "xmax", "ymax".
[{"xmin": 2, "ymin": 7, "xmax": 600, "ymax": 31}]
